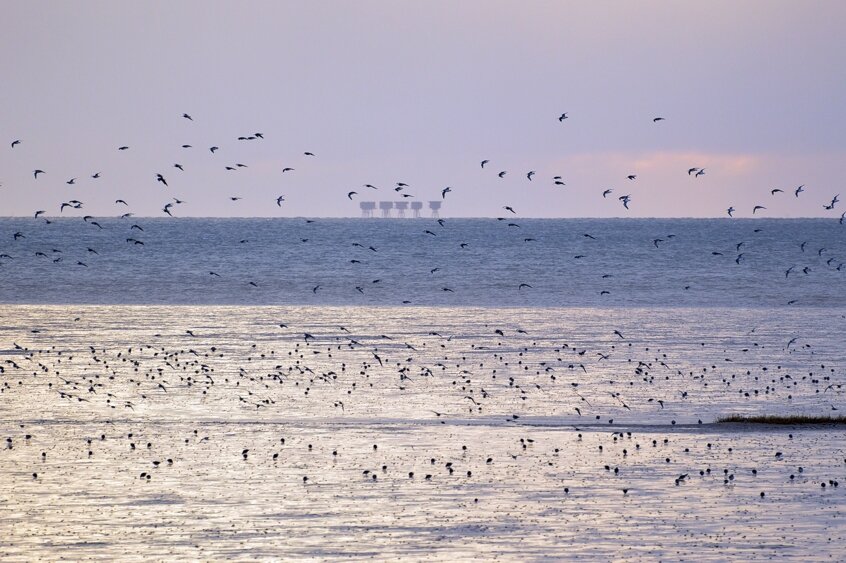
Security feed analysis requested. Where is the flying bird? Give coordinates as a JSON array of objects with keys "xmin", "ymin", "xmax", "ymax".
[
  {"xmin": 347, "ymin": 191, "xmax": 357, "ymax": 200},
  {"xmin": 653, "ymin": 117, "xmax": 665, "ymax": 122},
  {"xmin": 526, "ymin": 171, "xmax": 535, "ymax": 181},
  {"xmin": 752, "ymin": 205, "xmax": 766, "ymax": 214},
  {"xmin": 602, "ymin": 189, "xmax": 613, "ymax": 198},
  {"xmin": 11, "ymin": 139, "xmax": 21, "ymax": 148},
  {"xmin": 441, "ymin": 187, "xmax": 452, "ymax": 199},
  {"xmin": 498, "ymin": 171, "xmax": 507, "ymax": 178},
  {"xmin": 795, "ymin": 185, "xmax": 805, "ymax": 197},
  {"xmin": 558, "ymin": 113, "xmax": 568, "ymax": 122},
  {"xmin": 480, "ymin": 160, "xmax": 489, "ymax": 168},
  {"xmin": 182, "ymin": 113, "xmax": 193, "ymax": 120},
  {"xmin": 156, "ymin": 174, "xmax": 167, "ymax": 187},
  {"xmin": 276, "ymin": 195, "xmax": 286, "ymax": 207},
  {"xmin": 33, "ymin": 170, "xmax": 45, "ymax": 179},
  {"xmin": 727, "ymin": 207, "xmax": 735, "ymax": 217}
]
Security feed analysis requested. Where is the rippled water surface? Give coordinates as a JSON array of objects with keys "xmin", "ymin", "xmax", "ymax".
[
  {"xmin": 0, "ymin": 217, "xmax": 844, "ymax": 306},
  {"xmin": 1, "ymin": 305, "xmax": 845, "ymax": 561}
]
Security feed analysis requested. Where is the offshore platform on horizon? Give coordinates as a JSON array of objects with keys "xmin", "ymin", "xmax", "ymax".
[{"xmin": 359, "ymin": 201, "xmax": 441, "ymax": 218}]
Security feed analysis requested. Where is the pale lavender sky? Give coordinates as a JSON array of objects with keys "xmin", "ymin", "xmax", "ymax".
[{"xmin": 1, "ymin": 0, "xmax": 845, "ymax": 218}]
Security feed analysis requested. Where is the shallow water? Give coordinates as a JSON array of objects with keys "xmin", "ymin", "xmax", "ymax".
[{"xmin": 1, "ymin": 305, "xmax": 845, "ymax": 560}]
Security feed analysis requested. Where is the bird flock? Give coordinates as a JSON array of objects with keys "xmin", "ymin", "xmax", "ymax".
[
  {"xmin": 2, "ymin": 110, "xmax": 846, "ymax": 560},
  {"xmin": 5, "ymin": 112, "xmax": 844, "ymax": 219},
  {"xmin": 1, "ymin": 305, "xmax": 845, "ymax": 559},
  {"xmin": 3, "ymin": 112, "xmax": 843, "ymax": 300}
]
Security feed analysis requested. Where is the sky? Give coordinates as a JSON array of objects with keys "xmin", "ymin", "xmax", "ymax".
[{"xmin": 1, "ymin": 0, "xmax": 845, "ymax": 218}]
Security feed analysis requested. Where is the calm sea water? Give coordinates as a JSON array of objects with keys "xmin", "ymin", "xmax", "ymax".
[
  {"xmin": 0, "ymin": 217, "xmax": 843, "ymax": 306},
  {"xmin": 2, "ymin": 218, "xmax": 845, "ymax": 560}
]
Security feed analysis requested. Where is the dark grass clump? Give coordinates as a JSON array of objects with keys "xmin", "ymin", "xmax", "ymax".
[{"xmin": 717, "ymin": 414, "xmax": 846, "ymax": 425}]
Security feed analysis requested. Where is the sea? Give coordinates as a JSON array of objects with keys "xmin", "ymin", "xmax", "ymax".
[
  {"xmin": 0, "ymin": 217, "xmax": 844, "ymax": 306},
  {"xmin": 0, "ymin": 217, "xmax": 844, "ymax": 561}
]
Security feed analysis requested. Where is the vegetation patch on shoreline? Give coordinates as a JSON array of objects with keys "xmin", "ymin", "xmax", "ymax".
[{"xmin": 717, "ymin": 414, "xmax": 846, "ymax": 425}]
